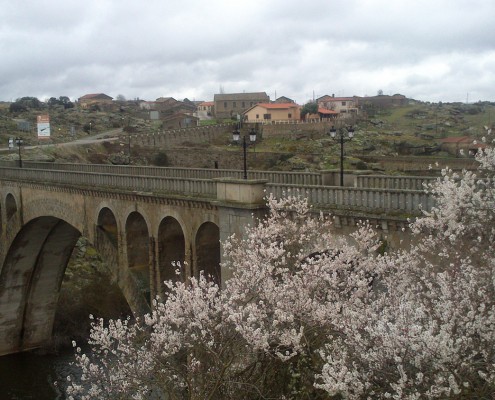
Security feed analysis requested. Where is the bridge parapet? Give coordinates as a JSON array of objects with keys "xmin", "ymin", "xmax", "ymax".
[
  {"xmin": 0, "ymin": 161, "xmax": 437, "ymax": 190},
  {"xmin": 0, "ymin": 161, "xmax": 323, "ymax": 185},
  {"xmin": 0, "ymin": 167, "xmax": 217, "ymax": 199},
  {"xmin": 266, "ymin": 183, "xmax": 434, "ymax": 217},
  {"xmin": 355, "ymin": 174, "xmax": 437, "ymax": 190},
  {"xmin": 0, "ymin": 166, "xmax": 436, "ymax": 217}
]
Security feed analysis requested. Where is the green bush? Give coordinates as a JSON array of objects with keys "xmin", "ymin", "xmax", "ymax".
[
  {"xmin": 356, "ymin": 160, "xmax": 368, "ymax": 170},
  {"xmin": 153, "ymin": 151, "xmax": 168, "ymax": 166}
]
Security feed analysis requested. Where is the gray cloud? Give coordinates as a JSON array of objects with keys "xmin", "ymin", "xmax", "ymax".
[{"xmin": 1, "ymin": 0, "xmax": 494, "ymax": 103}]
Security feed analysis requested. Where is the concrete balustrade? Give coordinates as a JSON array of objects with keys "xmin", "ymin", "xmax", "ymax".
[
  {"xmin": 355, "ymin": 175, "xmax": 437, "ymax": 190},
  {"xmin": 0, "ymin": 161, "xmax": 322, "ymax": 185},
  {"xmin": 0, "ymin": 167, "xmax": 217, "ymax": 198},
  {"xmin": 0, "ymin": 161, "xmax": 440, "ymax": 192},
  {"xmin": 0, "ymin": 165, "xmax": 436, "ymax": 214},
  {"xmin": 265, "ymin": 183, "xmax": 434, "ymax": 215}
]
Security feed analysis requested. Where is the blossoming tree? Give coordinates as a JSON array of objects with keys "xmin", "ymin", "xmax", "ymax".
[{"xmin": 66, "ymin": 143, "xmax": 495, "ymax": 399}]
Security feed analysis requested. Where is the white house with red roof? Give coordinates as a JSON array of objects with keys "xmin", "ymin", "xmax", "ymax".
[{"xmin": 197, "ymin": 101, "xmax": 214, "ymax": 112}]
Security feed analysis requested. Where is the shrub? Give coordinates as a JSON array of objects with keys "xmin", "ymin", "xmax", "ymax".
[{"xmin": 152, "ymin": 151, "xmax": 168, "ymax": 166}]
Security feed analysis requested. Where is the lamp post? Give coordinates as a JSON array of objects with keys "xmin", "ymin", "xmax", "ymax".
[
  {"xmin": 232, "ymin": 124, "xmax": 257, "ymax": 180},
  {"xmin": 128, "ymin": 133, "xmax": 131, "ymax": 160},
  {"xmin": 329, "ymin": 125, "xmax": 355, "ymax": 186},
  {"xmin": 15, "ymin": 137, "xmax": 23, "ymax": 168}
]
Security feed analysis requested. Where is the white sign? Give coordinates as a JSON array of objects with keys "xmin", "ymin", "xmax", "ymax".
[{"xmin": 37, "ymin": 115, "xmax": 51, "ymax": 138}]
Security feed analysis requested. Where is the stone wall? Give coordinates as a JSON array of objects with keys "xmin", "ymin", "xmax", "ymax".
[
  {"xmin": 359, "ymin": 155, "xmax": 479, "ymax": 172},
  {"xmin": 260, "ymin": 121, "xmax": 332, "ymax": 137}
]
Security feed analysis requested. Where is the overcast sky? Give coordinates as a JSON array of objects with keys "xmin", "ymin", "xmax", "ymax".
[{"xmin": 1, "ymin": 0, "xmax": 494, "ymax": 104}]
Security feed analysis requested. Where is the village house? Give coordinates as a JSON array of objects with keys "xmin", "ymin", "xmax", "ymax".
[
  {"xmin": 197, "ymin": 101, "xmax": 214, "ymax": 114},
  {"xmin": 273, "ymin": 96, "xmax": 295, "ymax": 104},
  {"xmin": 154, "ymin": 97, "xmax": 193, "ymax": 114},
  {"xmin": 243, "ymin": 102, "xmax": 301, "ymax": 123},
  {"xmin": 78, "ymin": 93, "xmax": 113, "ymax": 109},
  {"xmin": 161, "ymin": 112, "xmax": 199, "ymax": 130},
  {"xmin": 155, "ymin": 97, "xmax": 179, "ymax": 109},
  {"xmin": 196, "ymin": 101, "xmax": 214, "ymax": 121},
  {"xmin": 140, "ymin": 97, "xmax": 197, "ymax": 122},
  {"xmin": 306, "ymin": 107, "xmax": 339, "ymax": 121},
  {"xmin": 214, "ymin": 92, "xmax": 270, "ymax": 119},
  {"xmin": 316, "ymin": 95, "xmax": 358, "ymax": 114}
]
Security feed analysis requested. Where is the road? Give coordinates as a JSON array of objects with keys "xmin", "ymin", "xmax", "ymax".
[{"xmin": 0, "ymin": 128, "xmax": 123, "ymax": 152}]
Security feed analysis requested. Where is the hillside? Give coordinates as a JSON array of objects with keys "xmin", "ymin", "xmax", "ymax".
[{"xmin": 1, "ymin": 100, "xmax": 493, "ymax": 174}]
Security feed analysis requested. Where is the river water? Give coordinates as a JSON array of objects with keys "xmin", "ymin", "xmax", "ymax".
[{"xmin": 0, "ymin": 349, "xmax": 76, "ymax": 399}]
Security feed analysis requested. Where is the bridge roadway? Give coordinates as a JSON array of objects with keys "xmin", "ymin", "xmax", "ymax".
[{"xmin": 0, "ymin": 162, "xmax": 435, "ymax": 356}]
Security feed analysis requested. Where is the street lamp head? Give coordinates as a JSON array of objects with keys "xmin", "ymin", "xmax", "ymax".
[
  {"xmin": 232, "ymin": 129, "xmax": 240, "ymax": 142},
  {"xmin": 348, "ymin": 126, "xmax": 355, "ymax": 139},
  {"xmin": 249, "ymin": 128, "xmax": 257, "ymax": 143},
  {"xmin": 329, "ymin": 126, "xmax": 337, "ymax": 139}
]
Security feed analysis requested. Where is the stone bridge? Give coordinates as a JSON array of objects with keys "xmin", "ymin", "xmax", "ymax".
[{"xmin": 0, "ymin": 162, "xmax": 435, "ymax": 355}]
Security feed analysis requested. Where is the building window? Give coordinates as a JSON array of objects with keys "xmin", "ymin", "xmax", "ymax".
[
  {"xmin": 233, "ymin": 102, "xmax": 236, "ymax": 108},
  {"xmin": 224, "ymin": 102, "xmax": 227, "ymax": 109},
  {"xmin": 288, "ymin": 113, "xmax": 292, "ymax": 118},
  {"xmin": 250, "ymin": 102, "xmax": 254, "ymax": 106},
  {"xmin": 342, "ymin": 101, "xmax": 346, "ymax": 106},
  {"xmin": 256, "ymin": 114, "xmax": 259, "ymax": 119},
  {"xmin": 242, "ymin": 102, "xmax": 245, "ymax": 108},
  {"xmin": 263, "ymin": 114, "xmax": 271, "ymax": 120}
]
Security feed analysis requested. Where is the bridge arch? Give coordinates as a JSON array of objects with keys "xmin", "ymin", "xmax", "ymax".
[
  {"xmin": 0, "ymin": 216, "xmax": 81, "ymax": 355},
  {"xmin": 5, "ymin": 193, "xmax": 17, "ymax": 220},
  {"xmin": 157, "ymin": 216, "xmax": 185, "ymax": 296},
  {"xmin": 125, "ymin": 211, "xmax": 151, "ymax": 305},
  {"xmin": 195, "ymin": 221, "xmax": 221, "ymax": 286},
  {"xmin": 97, "ymin": 206, "xmax": 119, "ymax": 248}
]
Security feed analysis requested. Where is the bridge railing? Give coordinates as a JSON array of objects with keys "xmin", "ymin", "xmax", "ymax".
[
  {"xmin": 0, "ymin": 166, "xmax": 437, "ymax": 215},
  {"xmin": 0, "ymin": 161, "xmax": 323, "ymax": 186},
  {"xmin": 265, "ymin": 183, "xmax": 435, "ymax": 215},
  {"xmin": 0, "ymin": 167, "xmax": 217, "ymax": 199},
  {"xmin": 355, "ymin": 175, "xmax": 437, "ymax": 190}
]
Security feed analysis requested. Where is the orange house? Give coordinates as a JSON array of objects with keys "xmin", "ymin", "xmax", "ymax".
[{"xmin": 243, "ymin": 103, "xmax": 301, "ymax": 123}]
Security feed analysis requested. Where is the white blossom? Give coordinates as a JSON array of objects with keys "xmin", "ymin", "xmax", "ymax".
[{"xmin": 66, "ymin": 151, "xmax": 495, "ymax": 398}]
